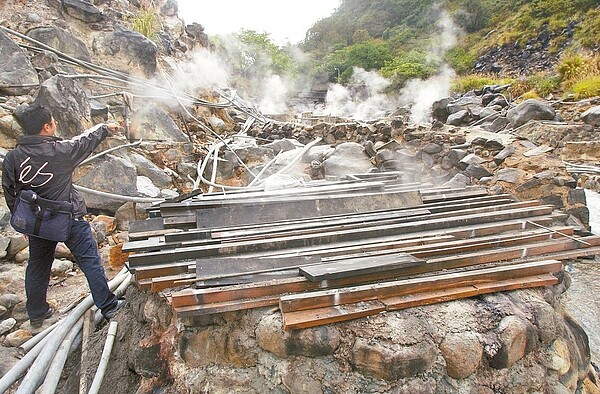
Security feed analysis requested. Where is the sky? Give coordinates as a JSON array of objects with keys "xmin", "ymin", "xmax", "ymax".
[{"xmin": 176, "ymin": 0, "xmax": 341, "ymax": 45}]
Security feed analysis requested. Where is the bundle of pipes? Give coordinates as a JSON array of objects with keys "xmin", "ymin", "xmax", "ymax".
[{"xmin": 0, "ymin": 268, "xmax": 132, "ymax": 394}]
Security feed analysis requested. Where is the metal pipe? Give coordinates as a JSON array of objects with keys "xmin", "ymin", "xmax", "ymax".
[{"xmin": 87, "ymin": 321, "xmax": 119, "ymax": 394}]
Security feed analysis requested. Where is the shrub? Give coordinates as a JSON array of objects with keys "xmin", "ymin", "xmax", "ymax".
[
  {"xmin": 451, "ymin": 74, "xmax": 514, "ymax": 94},
  {"xmin": 570, "ymin": 76, "xmax": 600, "ymax": 99},
  {"xmin": 132, "ymin": 7, "xmax": 160, "ymax": 41}
]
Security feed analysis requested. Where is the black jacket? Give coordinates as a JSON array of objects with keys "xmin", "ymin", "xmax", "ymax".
[{"xmin": 2, "ymin": 124, "xmax": 109, "ymax": 217}]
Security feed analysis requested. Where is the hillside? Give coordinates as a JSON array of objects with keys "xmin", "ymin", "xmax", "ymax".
[{"xmin": 301, "ymin": 0, "xmax": 600, "ymax": 98}]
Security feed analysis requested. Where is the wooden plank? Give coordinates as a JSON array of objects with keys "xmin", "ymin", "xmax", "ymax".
[
  {"xmin": 382, "ymin": 274, "xmax": 558, "ymax": 310},
  {"xmin": 128, "ymin": 205, "xmax": 556, "ymax": 266},
  {"xmin": 281, "ymin": 300, "xmax": 386, "ymax": 331},
  {"xmin": 195, "ymin": 190, "xmax": 423, "ymax": 228},
  {"xmin": 299, "ymin": 253, "xmax": 424, "ymax": 282},
  {"xmin": 175, "ymin": 296, "xmax": 282, "ymax": 317},
  {"xmin": 196, "ymin": 256, "xmax": 320, "ymax": 279},
  {"xmin": 278, "ymin": 260, "xmax": 563, "ymax": 313},
  {"xmin": 282, "ymin": 274, "xmax": 558, "ymax": 330}
]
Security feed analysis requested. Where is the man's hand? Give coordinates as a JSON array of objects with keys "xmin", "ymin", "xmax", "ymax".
[{"xmin": 106, "ymin": 123, "xmax": 123, "ymax": 134}]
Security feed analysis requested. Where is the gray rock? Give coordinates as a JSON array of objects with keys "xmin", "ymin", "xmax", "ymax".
[
  {"xmin": 422, "ymin": 143, "xmax": 443, "ymax": 155},
  {"xmin": 100, "ymin": 26, "xmax": 157, "ymax": 76},
  {"xmin": 27, "ymin": 26, "xmax": 91, "ymax": 62},
  {"xmin": 0, "ymin": 30, "xmax": 39, "ymax": 95},
  {"xmin": 263, "ymin": 139, "xmax": 302, "ymax": 153},
  {"xmin": 507, "ymin": 99, "xmax": 556, "ymax": 128},
  {"xmin": 7, "ymin": 235, "xmax": 28, "ymax": 257},
  {"xmin": 580, "ymin": 106, "xmax": 600, "ymax": 127},
  {"xmin": 0, "ymin": 294, "xmax": 21, "ymax": 309},
  {"xmin": 51, "ymin": 259, "xmax": 74, "ymax": 276},
  {"xmin": 489, "ymin": 315, "xmax": 538, "ymax": 369},
  {"xmin": 458, "ymin": 153, "xmax": 485, "ymax": 169},
  {"xmin": 0, "ymin": 318, "xmax": 16, "ymax": 336},
  {"xmin": 440, "ymin": 331, "xmax": 483, "ymax": 379},
  {"xmin": 447, "ymin": 110, "xmax": 468, "ymax": 125},
  {"xmin": 133, "ymin": 343, "xmax": 169, "ymax": 378},
  {"xmin": 0, "ymin": 237, "xmax": 9, "ymax": 258},
  {"xmin": 447, "ymin": 96, "xmax": 482, "ymax": 115},
  {"xmin": 448, "ymin": 149, "xmax": 468, "ymax": 167},
  {"xmin": 463, "ymin": 163, "xmax": 492, "ymax": 179},
  {"xmin": 323, "ymin": 142, "xmax": 374, "ymax": 177},
  {"xmin": 516, "ymin": 178, "xmax": 542, "ymax": 192},
  {"xmin": 431, "ymin": 97, "xmax": 451, "ymax": 122},
  {"xmin": 77, "ymin": 154, "xmax": 138, "ymax": 213},
  {"xmin": 493, "ymin": 145, "xmax": 515, "ymax": 164},
  {"xmin": 441, "ymin": 173, "xmax": 470, "ymax": 188},
  {"xmin": 33, "ymin": 75, "xmax": 90, "ymax": 139},
  {"xmin": 485, "ymin": 116, "xmax": 510, "ymax": 133},
  {"xmin": 62, "ymin": 0, "xmax": 104, "ymax": 22},
  {"xmin": 129, "ymin": 104, "xmax": 188, "ymax": 142},
  {"xmin": 496, "ymin": 168, "xmax": 523, "ymax": 183},
  {"xmin": 137, "ymin": 176, "xmax": 160, "ymax": 198},
  {"xmin": 351, "ymin": 338, "xmax": 437, "ymax": 380},
  {"xmin": 176, "ymin": 162, "xmax": 197, "ymax": 180},
  {"xmin": 126, "ymin": 152, "xmax": 173, "ymax": 189},
  {"xmin": 568, "ymin": 189, "xmax": 587, "ymax": 205}
]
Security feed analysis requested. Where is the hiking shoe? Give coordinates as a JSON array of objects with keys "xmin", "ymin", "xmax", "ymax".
[
  {"xmin": 30, "ymin": 307, "xmax": 55, "ymax": 328},
  {"xmin": 103, "ymin": 299, "xmax": 125, "ymax": 320}
]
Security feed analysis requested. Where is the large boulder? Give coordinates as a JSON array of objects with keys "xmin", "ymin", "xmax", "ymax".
[
  {"xmin": 507, "ymin": 99, "xmax": 556, "ymax": 128},
  {"xmin": 92, "ymin": 26, "xmax": 157, "ymax": 76},
  {"xmin": 323, "ymin": 142, "xmax": 374, "ymax": 177},
  {"xmin": 0, "ymin": 30, "xmax": 39, "ymax": 96},
  {"xmin": 32, "ymin": 75, "xmax": 91, "ymax": 139},
  {"xmin": 27, "ymin": 26, "xmax": 91, "ymax": 62},
  {"xmin": 129, "ymin": 104, "xmax": 188, "ymax": 142},
  {"xmin": 62, "ymin": 0, "xmax": 104, "ymax": 23},
  {"xmin": 75, "ymin": 154, "xmax": 138, "ymax": 213}
]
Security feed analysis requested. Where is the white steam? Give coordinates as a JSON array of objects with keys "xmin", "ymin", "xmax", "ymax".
[
  {"xmin": 319, "ymin": 67, "xmax": 397, "ymax": 121},
  {"xmin": 258, "ymin": 75, "xmax": 289, "ymax": 114},
  {"xmin": 401, "ymin": 10, "xmax": 462, "ymax": 124}
]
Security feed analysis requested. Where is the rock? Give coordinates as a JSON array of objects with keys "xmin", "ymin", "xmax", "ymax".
[
  {"xmin": 114, "ymin": 202, "xmax": 150, "ymax": 231},
  {"xmin": 515, "ymin": 178, "xmax": 541, "ymax": 192},
  {"xmin": 3, "ymin": 329, "xmax": 32, "ymax": 347},
  {"xmin": 62, "ymin": 0, "xmax": 103, "ymax": 22},
  {"xmin": 55, "ymin": 243, "xmax": 73, "ymax": 259},
  {"xmin": 0, "ymin": 237, "xmax": 9, "ymax": 259},
  {"xmin": 568, "ymin": 189, "xmax": 586, "ymax": 205},
  {"xmin": 422, "ymin": 143, "xmax": 443, "ymax": 155},
  {"xmin": 129, "ymin": 104, "xmax": 189, "ymax": 142},
  {"xmin": 440, "ymin": 331, "xmax": 483, "ymax": 379},
  {"xmin": 448, "ymin": 149, "xmax": 468, "ymax": 167},
  {"xmin": 15, "ymin": 248, "xmax": 30, "ymax": 264},
  {"xmin": 580, "ymin": 106, "xmax": 600, "ymax": 127},
  {"xmin": 458, "ymin": 153, "xmax": 485, "ymax": 170},
  {"xmin": 33, "ymin": 75, "xmax": 90, "ymax": 139},
  {"xmin": 351, "ymin": 338, "xmax": 437, "ymax": 380},
  {"xmin": 441, "ymin": 173, "xmax": 470, "ymax": 188},
  {"xmin": 126, "ymin": 152, "xmax": 173, "ymax": 189},
  {"xmin": 92, "ymin": 215, "xmax": 117, "ymax": 234},
  {"xmin": 431, "ymin": 97, "xmax": 451, "ymax": 122},
  {"xmin": 496, "ymin": 168, "xmax": 524, "ymax": 183},
  {"xmin": 51, "ymin": 259, "xmax": 74, "ymax": 276},
  {"xmin": 493, "ymin": 145, "xmax": 516, "ymax": 164},
  {"xmin": 109, "ymin": 243, "xmax": 129, "ymax": 271},
  {"xmin": 507, "ymin": 99, "xmax": 556, "ymax": 128},
  {"xmin": 484, "ymin": 139, "xmax": 505, "ymax": 151},
  {"xmin": 447, "ymin": 110, "xmax": 468, "ymax": 125},
  {"xmin": 463, "ymin": 163, "xmax": 492, "ymax": 179},
  {"xmin": 489, "ymin": 315, "xmax": 538, "ymax": 369},
  {"xmin": 0, "ymin": 318, "xmax": 16, "ymax": 336},
  {"xmin": 0, "ymin": 30, "xmax": 39, "ymax": 95},
  {"xmin": 323, "ymin": 142, "xmax": 374, "ymax": 177},
  {"xmin": 133, "ymin": 343, "xmax": 169, "ymax": 378},
  {"xmin": 76, "ymin": 154, "xmax": 138, "ymax": 213},
  {"xmin": 546, "ymin": 339, "xmax": 571, "ymax": 375},
  {"xmin": 96, "ymin": 26, "xmax": 158, "ymax": 76},
  {"xmin": 137, "ymin": 176, "xmax": 161, "ymax": 197},
  {"xmin": 485, "ymin": 116, "xmax": 510, "ymax": 133},
  {"xmin": 176, "ymin": 162, "xmax": 197, "ymax": 180},
  {"xmin": 0, "ymin": 294, "xmax": 20, "ymax": 309},
  {"xmin": 27, "ymin": 26, "xmax": 91, "ymax": 62},
  {"xmin": 7, "ymin": 235, "xmax": 28, "ymax": 257},
  {"xmin": 447, "ymin": 96, "xmax": 482, "ymax": 114}
]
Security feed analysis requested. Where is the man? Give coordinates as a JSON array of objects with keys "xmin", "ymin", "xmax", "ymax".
[{"xmin": 2, "ymin": 104, "xmax": 124, "ymax": 328}]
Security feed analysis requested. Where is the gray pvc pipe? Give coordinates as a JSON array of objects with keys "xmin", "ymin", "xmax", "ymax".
[
  {"xmin": 0, "ymin": 268, "xmax": 128, "ymax": 394},
  {"xmin": 87, "ymin": 321, "xmax": 119, "ymax": 394}
]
